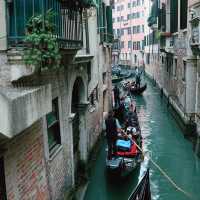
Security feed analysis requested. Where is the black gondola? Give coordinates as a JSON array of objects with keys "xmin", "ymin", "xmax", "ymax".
[
  {"xmin": 130, "ymin": 84, "xmax": 147, "ymax": 95},
  {"xmin": 128, "ymin": 169, "xmax": 151, "ymax": 200},
  {"xmin": 106, "ymin": 108, "xmax": 143, "ymax": 177}
]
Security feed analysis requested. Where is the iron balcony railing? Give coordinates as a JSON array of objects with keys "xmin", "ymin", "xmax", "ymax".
[{"xmin": 7, "ymin": 0, "xmax": 83, "ymax": 49}]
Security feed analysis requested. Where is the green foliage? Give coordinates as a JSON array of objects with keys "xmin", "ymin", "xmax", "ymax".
[{"xmin": 24, "ymin": 9, "xmax": 61, "ymax": 72}]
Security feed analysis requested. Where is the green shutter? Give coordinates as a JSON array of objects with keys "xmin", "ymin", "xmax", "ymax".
[
  {"xmin": 106, "ymin": 6, "xmax": 113, "ymax": 43},
  {"xmin": 147, "ymin": 0, "xmax": 159, "ymax": 27},
  {"xmin": 170, "ymin": 0, "xmax": 178, "ymax": 33}
]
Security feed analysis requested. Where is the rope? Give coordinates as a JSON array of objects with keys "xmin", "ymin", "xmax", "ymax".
[{"xmin": 132, "ymin": 140, "xmax": 197, "ymax": 200}]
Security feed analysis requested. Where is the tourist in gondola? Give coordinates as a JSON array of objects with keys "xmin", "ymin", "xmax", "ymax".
[{"xmin": 105, "ymin": 110, "xmax": 122, "ymax": 160}]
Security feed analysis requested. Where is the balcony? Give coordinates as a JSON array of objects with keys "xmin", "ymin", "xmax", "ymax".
[
  {"xmin": 6, "ymin": 0, "xmax": 92, "ymax": 50},
  {"xmin": 190, "ymin": 16, "xmax": 200, "ymax": 55}
]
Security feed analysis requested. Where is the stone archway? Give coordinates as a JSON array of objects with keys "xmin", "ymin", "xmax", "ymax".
[{"xmin": 71, "ymin": 76, "xmax": 88, "ymax": 185}]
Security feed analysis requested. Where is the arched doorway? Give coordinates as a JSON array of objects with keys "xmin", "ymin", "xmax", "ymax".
[{"xmin": 71, "ymin": 77, "xmax": 87, "ymax": 185}]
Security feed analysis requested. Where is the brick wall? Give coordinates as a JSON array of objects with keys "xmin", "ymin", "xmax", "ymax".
[{"xmin": 4, "ymin": 121, "xmax": 49, "ymax": 200}]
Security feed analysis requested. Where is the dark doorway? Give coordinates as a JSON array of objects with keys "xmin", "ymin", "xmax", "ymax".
[
  {"xmin": 71, "ymin": 77, "xmax": 85, "ymax": 185},
  {"xmin": 0, "ymin": 158, "xmax": 7, "ymax": 200}
]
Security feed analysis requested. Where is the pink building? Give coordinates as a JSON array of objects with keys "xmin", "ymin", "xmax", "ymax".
[{"xmin": 112, "ymin": 0, "xmax": 145, "ymax": 67}]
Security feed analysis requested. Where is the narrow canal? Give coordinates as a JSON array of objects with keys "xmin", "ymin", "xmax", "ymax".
[{"xmin": 84, "ymin": 78, "xmax": 200, "ymax": 200}]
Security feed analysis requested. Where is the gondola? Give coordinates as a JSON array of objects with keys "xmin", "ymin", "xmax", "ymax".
[
  {"xmin": 130, "ymin": 84, "xmax": 147, "ymax": 95},
  {"xmin": 106, "ymin": 108, "xmax": 143, "ymax": 177},
  {"xmin": 128, "ymin": 169, "xmax": 151, "ymax": 200}
]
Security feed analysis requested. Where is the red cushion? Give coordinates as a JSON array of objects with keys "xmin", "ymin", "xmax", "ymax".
[{"xmin": 115, "ymin": 142, "xmax": 138, "ymax": 157}]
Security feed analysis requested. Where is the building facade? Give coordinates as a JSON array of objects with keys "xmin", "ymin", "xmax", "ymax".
[
  {"xmin": 112, "ymin": 0, "xmax": 145, "ymax": 67},
  {"xmin": 0, "ymin": 0, "xmax": 113, "ymax": 199},
  {"xmin": 144, "ymin": 0, "xmax": 200, "ymax": 155}
]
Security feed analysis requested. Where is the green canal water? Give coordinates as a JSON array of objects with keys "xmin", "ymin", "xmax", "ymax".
[{"xmin": 84, "ymin": 78, "xmax": 200, "ymax": 200}]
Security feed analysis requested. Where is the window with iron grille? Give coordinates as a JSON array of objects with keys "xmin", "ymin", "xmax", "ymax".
[
  {"xmin": 180, "ymin": 0, "xmax": 188, "ymax": 30},
  {"xmin": 46, "ymin": 98, "xmax": 61, "ymax": 153}
]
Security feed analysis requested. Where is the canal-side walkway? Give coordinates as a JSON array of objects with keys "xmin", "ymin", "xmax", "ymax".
[{"xmin": 84, "ymin": 78, "xmax": 200, "ymax": 200}]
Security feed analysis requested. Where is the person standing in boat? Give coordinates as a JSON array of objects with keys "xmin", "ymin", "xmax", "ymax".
[
  {"xmin": 105, "ymin": 110, "xmax": 121, "ymax": 160},
  {"xmin": 113, "ymin": 85, "xmax": 120, "ymax": 108},
  {"xmin": 135, "ymin": 67, "xmax": 141, "ymax": 88}
]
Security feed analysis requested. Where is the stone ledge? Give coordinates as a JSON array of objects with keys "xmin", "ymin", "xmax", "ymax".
[{"xmin": 0, "ymin": 84, "xmax": 52, "ymax": 138}]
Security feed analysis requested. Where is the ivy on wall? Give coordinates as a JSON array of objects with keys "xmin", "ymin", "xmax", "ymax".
[{"xmin": 24, "ymin": 10, "xmax": 61, "ymax": 72}]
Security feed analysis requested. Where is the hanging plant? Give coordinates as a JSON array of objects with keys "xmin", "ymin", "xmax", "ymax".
[{"xmin": 24, "ymin": 9, "xmax": 61, "ymax": 72}]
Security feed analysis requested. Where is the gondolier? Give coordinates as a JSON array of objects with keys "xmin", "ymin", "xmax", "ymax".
[
  {"xmin": 113, "ymin": 85, "xmax": 120, "ymax": 108},
  {"xmin": 105, "ymin": 110, "xmax": 121, "ymax": 160}
]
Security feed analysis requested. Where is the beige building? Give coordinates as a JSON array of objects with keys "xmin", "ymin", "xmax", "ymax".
[
  {"xmin": 144, "ymin": 0, "xmax": 200, "ymax": 154},
  {"xmin": 0, "ymin": 0, "xmax": 113, "ymax": 199}
]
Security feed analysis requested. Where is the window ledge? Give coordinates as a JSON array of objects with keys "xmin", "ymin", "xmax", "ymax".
[
  {"xmin": 180, "ymin": 29, "xmax": 187, "ymax": 33},
  {"xmin": 49, "ymin": 145, "xmax": 63, "ymax": 161}
]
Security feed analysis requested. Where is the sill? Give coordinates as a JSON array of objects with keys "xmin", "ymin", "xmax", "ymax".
[
  {"xmin": 172, "ymin": 32, "xmax": 179, "ymax": 36},
  {"xmin": 180, "ymin": 29, "xmax": 187, "ymax": 33},
  {"xmin": 49, "ymin": 144, "xmax": 63, "ymax": 161}
]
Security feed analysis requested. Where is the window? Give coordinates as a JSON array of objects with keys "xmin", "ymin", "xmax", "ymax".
[
  {"xmin": 142, "ymin": 11, "xmax": 144, "ymax": 17},
  {"xmin": 133, "ymin": 42, "xmax": 137, "ymax": 50},
  {"xmin": 121, "ymin": 5, "xmax": 124, "ymax": 10},
  {"xmin": 170, "ymin": 0, "xmax": 178, "ymax": 33},
  {"xmin": 142, "ymin": 0, "xmax": 144, "ymax": 5},
  {"xmin": 128, "ymin": 3, "xmax": 131, "ymax": 8},
  {"xmin": 46, "ymin": 98, "xmax": 61, "ymax": 153},
  {"xmin": 137, "ymin": 25, "xmax": 140, "ymax": 33},
  {"xmin": 121, "ymin": 16, "xmax": 124, "ymax": 21},
  {"xmin": 121, "ymin": 41, "xmax": 124, "ymax": 48},
  {"xmin": 112, "ymin": 18, "xmax": 115, "ymax": 23},
  {"xmin": 137, "ymin": 0, "xmax": 141, "ymax": 6},
  {"xmin": 137, "ymin": 41, "xmax": 140, "ymax": 50},
  {"xmin": 173, "ymin": 59, "xmax": 177, "ymax": 77},
  {"xmin": 137, "ymin": 12, "xmax": 140, "ymax": 18},
  {"xmin": 133, "ymin": 26, "xmax": 137, "ymax": 33},
  {"xmin": 132, "ymin": 1, "xmax": 136, "ymax": 7},
  {"xmin": 117, "ymin": 17, "xmax": 120, "ymax": 22},
  {"xmin": 87, "ymin": 62, "xmax": 91, "ymax": 82},
  {"xmin": 127, "ymin": 14, "xmax": 131, "ymax": 20},
  {"xmin": 121, "ymin": 28, "xmax": 124, "ymax": 36},
  {"xmin": 142, "ymin": 25, "xmax": 144, "ymax": 33},
  {"xmin": 103, "ymin": 72, "xmax": 106, "ymax": 84},
  {"xmin": 182, "ymin": 61, "xmax": 186, "ymax": 81},
  {"xmin": 117, "ymin": 29, "xmax": 120, "ymax": 36},
  {"xmin": 128, "ymin": 27, "xmax": 131, "ymax": 34},
  {"xmin": 117, "ymin": 6, "xmax": 120, "ymax": 11},
  {"xmin": 128, "ymin": 41, "xmax": 132, "ymax": 48},
  {"xmin": 142, "ymin": 40, "xmax": 145, "ymax": 50},
  {"xmin": 180, "ymin": 0, "xmax": 188, "ymax": 30}
]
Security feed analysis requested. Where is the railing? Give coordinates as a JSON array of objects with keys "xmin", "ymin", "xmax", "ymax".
[{"xmin": 7, "ymin": 0, "xmax": 83, "ymax": 49}]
